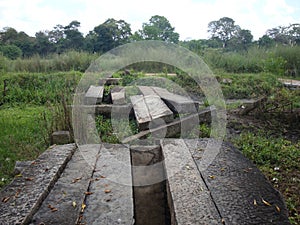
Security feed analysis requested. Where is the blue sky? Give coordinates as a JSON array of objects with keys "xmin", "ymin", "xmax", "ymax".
[{"xmin": 0, "ymin": 0, "xmax": 299, "ymax": 40}]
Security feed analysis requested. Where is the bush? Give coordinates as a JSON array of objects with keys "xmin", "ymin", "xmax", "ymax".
[
  {"xmin": 0, "ymin": 45, "xmax": 22, "ymax": 60},
  {"xmin": 274, "ymin": 46, "xmax": 300, "ymax": 77}
]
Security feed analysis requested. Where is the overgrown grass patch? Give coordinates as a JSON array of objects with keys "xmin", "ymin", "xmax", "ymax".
[{"xmin": 0, "ymin": 106, "xmax": 48, "ymax": 188}]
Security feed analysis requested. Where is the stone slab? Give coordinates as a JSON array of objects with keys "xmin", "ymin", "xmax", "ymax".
[
  {"xmin": 131, "ymin": 95, "xmax": 173, "ymax": 131},
  {"xmin": 0, "ymin": 144, "xmax": 76, "ymax": 225},
  {"xmin": 161, "ymin": 139, "xmax": 221, "ymax": 225},
  {"xmin": 74, "ymin": 104, "xmax": 133, "ymax": 117},
  {"xmin": 122, "ymin": 106, "xmax": 215, "ymax": 143},
  {"xmin": 152, "ymin": 86, "xmax": 199, "ymax": 113},
  {"xmin": 85, "ymin": 85, "xmax": 104, "ymax": 105},
  {"xmin": 51, "ymin": 131, "xmax": 71, "ymax": 145},
  {"xmin": 30, "ymin": 145, "xmax": 100, "ymax": 225},
  {"xmin": 186, "ymin": 139, "xmax": 291, "ymax": 225},
  {"xmin": 80, "ymin": 143, "xmax": 134, "ymax": 225},
  {"xmin": 111, "ymin": 86, "xmax": 126, "ymax": 105}
]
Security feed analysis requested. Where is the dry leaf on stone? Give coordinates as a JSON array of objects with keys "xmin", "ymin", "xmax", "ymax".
[
  {"xmin": 209, "ymin": 175, "xmax": 215, "ymax": 179},
  {"xmin": 253, "ymin": 199, "xmax": 257, "ymax": 206},
  {"xmin": 262, "ymin": 198, "xmax": 272, "ymax": 206},
  {"xmin": 85, "ymin": 192, "xmax": 93, "ymax": 195},
  {"xmin": 72, "ymin": 176, "xmax": 83, "ymax": 183},
  {"xmin": 25, "ymin": 177, "xmax": 34, "ymax": 181},
  {"xmin": 275, "ymin": 205, "xmax": 281, "ymax": 212},
  {"xmin": 81, "ymin": 203, "xmax": 86, "ymax": 212},
  {"xmin": 48, "ymin": 204, "xmax": 58, "ymax": 212},
  {"xmin": 104, "ymin": 189, "xmax": 111, "ymax": 193},
  {"xmin": 15, "ymin": 189, "xmax": 21, "ymax": 198},
  {"xmin": 2, "ymin": 196, "xmax": 10, "ymax": 203},
  {"xmin": 72, "ymin": 201, "xmax": 77, "ymax": 208}
]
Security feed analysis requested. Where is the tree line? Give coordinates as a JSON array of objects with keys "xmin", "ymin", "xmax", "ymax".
[{"xmin": 0, "ymin": 15, "xmax": 299, "ymax": 59}]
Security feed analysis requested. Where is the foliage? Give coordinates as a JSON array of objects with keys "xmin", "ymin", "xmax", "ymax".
[
  {"xmin": 0, "ymin": 71, "xmax": 81, "ymax": 105},
  {"xmin": 274, "ymin": 46, "xmax": 300, "ymax": 77},
  {"xmin": 4, "ymin": 51, "xmax": 97, "ymax": 73},
  {"xmin": 92, "ymin": 18, "xmax": 132, "ymax": 53},
  {"xmin": 134, "ymin": 15, "xmax": 179, "ymax": 43},
  {"xmin": 263, "ymin": 55, "xmax": 287, "ymax": 75},
  {"xmin": 208, "ymin": 17, "xmax": 241, "ymax": 48},
  {"xmin": 95, "ymin": 115, "xmax": 138, "ymax": 143},
  {"xmin": 0, "ymin": 44, "xmax": 22, "ymax": 59},
  {"xmin": 266, "ymin": 23, "xmax": 300, "ymax": 46},
  {"xmin": 0, "ymin": 106, "xmax": 49, "ymax": 188}
]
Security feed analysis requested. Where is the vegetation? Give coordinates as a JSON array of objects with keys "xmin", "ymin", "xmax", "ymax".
[{"xmin": 0, "ymin": 14, "xmax": 299, "ymax": 224}]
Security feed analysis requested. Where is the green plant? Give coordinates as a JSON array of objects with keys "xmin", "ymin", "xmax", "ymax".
[
  {"xmin": 263, "ymin": 56, "xmax": 287, "ymax": 75},
  {"xmin": 233, "ymin": 132, "xmax": 300, "ymax": 224}
]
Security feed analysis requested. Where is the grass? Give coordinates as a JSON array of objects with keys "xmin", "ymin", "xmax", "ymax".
[
  {"xmin": 232, "ymin": 132, "xmax": 300, "ymax": 224},
  {"xmin": 0, "ymin": 105, "xmax": 49, "ymax": 188}
]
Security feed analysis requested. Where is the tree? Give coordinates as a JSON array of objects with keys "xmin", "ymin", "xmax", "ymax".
[
  {"xmin": 63, "ymin": 20, "xmax": 84, "ymax": 51},
  {"xmin": 137, "ymin": 15, "xmax": 179, "ymax": 43},
  {"xmin": 258, "ymin": 35, "xmax": 275, "ymax": 48},
  {"xmin": 35, "ymin": 31, "xmax": 55, "ymax": 55},
  {"xmin": 93, "ymin": 18, "xmax": 132, "ymax": 53},
  {"xmin": 0, "ymin": 44, "xmax": 22, "ymax": 59},
  {"xmin": 208, "ymin": 17, "xmax": 240, "ymax": 48},
  {"xmin": 228, "ymin": 29, "xmax": 253, "ymax": 51},
  {"xmin": 266, "ymin": 24, "xmax": 300, "ymax": 46}
]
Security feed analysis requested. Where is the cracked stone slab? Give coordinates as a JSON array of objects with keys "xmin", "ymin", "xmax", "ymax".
[
  {"xmin": 0, "ymin": 144, "xmax": 76, "ymax": 225},
  {"xmin": 186, "ymin": 139, "xmax": 291, "ymax": 225},
  {"xmin": 131, "ymin": 95, "xmax": 173, "ymax": 131},
  {"xmin": 80, "ymin": 143, "xmax": 134, "ymax": 225},
  {"xmin": 30, "ymin": 144, "xmax": 100, "ymax": 225},
  {"xmin": 161, "ymin": 139, "xmax": 221, "ymax": 225}
]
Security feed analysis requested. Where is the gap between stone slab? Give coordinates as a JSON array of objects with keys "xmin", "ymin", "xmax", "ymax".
[{"xmin": 130, "ymin": 145, "xmax": 171, "ymax": 225}]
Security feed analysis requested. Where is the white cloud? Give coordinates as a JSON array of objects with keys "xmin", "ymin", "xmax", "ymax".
[{"xmin": 0, "ymin": 0, "xmax": 299, "ymax": 40}]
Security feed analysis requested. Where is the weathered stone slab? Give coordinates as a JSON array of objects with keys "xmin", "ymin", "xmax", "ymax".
[
  {"xmin": 161, "ymin": 139, "xmax": 221, "ymax": 225},
  {"xmin": 30, "ymin": 145, "xmax": 100, "ymax": 225},
  {"xmin": 13, "ymin": 161, "xmax": 33, "ymax": 175},
  {"xmin": 131, "ymin": 95, "xmax": 173, "ymax": 131},
  {"xmin": 111, "ymin": 86, "xmax": 126, "ymax": 105},
  {"xmin": 85, "ymin": 85, "xmax": 104, "ymax": 105},
  {"xmin": 0, "ymin": 144, "xmax": 76, "ymax": 225},
  {"xmin": 122, "ymin": 106, "xmax": 215, "ymax": 143},
  {"xmin": 152, "ymin": 86, "xmax": 199, "ymax": 113},
  {"xmin": 186, "ymin": 139, "xmax": 291, "ymax": 225},
  {"xmin": 73, "ymin": 104, "xmax": 132, "ymax": 117},
  {"xmin": 51, "ymin": 131, "xmax": 71, "ymax": 145},
  {"xmin": 138, "ymin": 85, "xmax": 157, "ymax": 96},
  {"xmin": 80, "ymin": 144, "xmax": 134, "ymax": 225}
]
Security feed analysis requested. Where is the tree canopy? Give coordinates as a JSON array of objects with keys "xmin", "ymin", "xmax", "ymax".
[
  {"xmin": 134, "ymin": 15, "xmax": 179, "ymax": 43},
  {"xmin": 1, "ymin": 15, "xmax": 300, "ymax": 58}
]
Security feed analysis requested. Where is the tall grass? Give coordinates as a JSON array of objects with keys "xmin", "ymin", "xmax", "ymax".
[
  {"xmin": 3, "ymin": 51, "xmax": 98, "ymax": 73},
  {"xmin": 0, "ymin": 71, "xmax": 81, "ymax": 105}
]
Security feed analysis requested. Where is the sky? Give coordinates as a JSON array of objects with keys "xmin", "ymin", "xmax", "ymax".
[{"xmin": 0, "ymin": 0, "xmax": 299, "ymax": 41}]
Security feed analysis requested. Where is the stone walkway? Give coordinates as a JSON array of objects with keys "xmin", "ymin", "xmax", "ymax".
[
  {"xmin": 0, "ymin": 84, "xmax": 291, "ymax": 225},
  {"xmin": 0, "ymin": 140, "xmax": 290, "ymax": 225}
]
